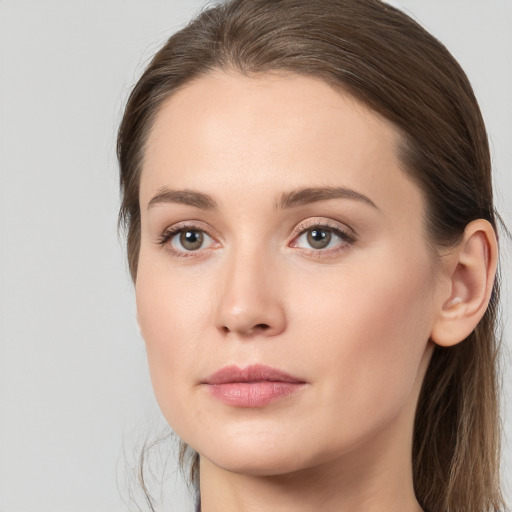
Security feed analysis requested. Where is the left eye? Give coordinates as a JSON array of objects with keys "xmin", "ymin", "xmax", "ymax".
[{"xmin": 292, "ymin": 226, "xmax": 350, "ymax": 250}]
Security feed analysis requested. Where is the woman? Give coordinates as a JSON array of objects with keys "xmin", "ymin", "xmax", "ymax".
[{"xmin": 117, "ymin": 0, "xmax": 506, "ymax": 510}]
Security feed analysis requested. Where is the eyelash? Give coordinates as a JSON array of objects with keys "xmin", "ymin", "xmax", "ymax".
[
  {"xmin": 157, "ymin": 220, "xmax": 357, "ymax": 258},
  {"xmin": 291, "ymin": 221, "xmax": 357, "ymax": 255},
  {"xmin": 157, "ymin": 222, "xmax": 215, "ymax": 258}
]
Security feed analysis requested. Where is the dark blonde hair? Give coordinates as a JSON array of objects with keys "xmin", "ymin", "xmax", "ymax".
[{"xmin": 117, "ymin": 1, "xmax": 505, "ymax": 510}]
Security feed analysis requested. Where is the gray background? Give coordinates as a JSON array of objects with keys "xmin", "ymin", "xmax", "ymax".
[{"xmin": 0, "ymin": 1, "xmax": 510, "ymax": 511}]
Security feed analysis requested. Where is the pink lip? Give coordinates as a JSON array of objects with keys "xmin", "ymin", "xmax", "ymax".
[{"xmin": 202, "ymin": 364, "xmax": 307, "ymax": 407}]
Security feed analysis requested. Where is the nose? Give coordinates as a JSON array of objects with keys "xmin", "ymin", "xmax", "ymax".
[{"xmin": 214, "ymin": 248, "xmax": 287, "ymax": 338}]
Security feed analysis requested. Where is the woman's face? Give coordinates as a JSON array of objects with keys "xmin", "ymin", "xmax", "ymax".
[{"xmin": 136, "ymin": 71, "xmax": 444, "ymax": 475}]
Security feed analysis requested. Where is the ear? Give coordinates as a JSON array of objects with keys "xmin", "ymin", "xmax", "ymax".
[{"xmin": 430, "ymin": 219, "xmax": 498, "ymax": 347}]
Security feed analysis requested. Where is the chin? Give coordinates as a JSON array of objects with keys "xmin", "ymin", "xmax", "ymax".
[
  {"xmin": 184, "ymin": 423, "xmax": 332, "ymax": 477},
  {"xmin": 202, "ymin": 446, "xmax": 310, "ymax": 477}
]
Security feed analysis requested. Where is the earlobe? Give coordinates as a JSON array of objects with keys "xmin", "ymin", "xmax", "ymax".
[{"xmin": 430, "ymin": 219, "xmax": 498, "ymax": 347}]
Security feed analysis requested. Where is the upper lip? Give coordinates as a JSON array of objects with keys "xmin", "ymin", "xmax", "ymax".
[{"xmin": 203, "ymin": 364, "xmax": 305, "ymax": 384}]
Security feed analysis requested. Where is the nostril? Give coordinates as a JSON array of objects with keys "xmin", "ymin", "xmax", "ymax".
[{"xmin": 221, "ymin": 323, "xmax": 271, "ymax": 334}]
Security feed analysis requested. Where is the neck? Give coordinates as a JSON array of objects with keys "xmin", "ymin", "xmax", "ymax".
[{"xmin": 198, "ymin": 413, "xmax": 423, "ymax": 512}]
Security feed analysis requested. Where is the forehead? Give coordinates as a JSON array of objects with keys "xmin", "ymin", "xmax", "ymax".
[{"xmin": 141, "ymin": 70, "xmax": 423, "ymax": 220}]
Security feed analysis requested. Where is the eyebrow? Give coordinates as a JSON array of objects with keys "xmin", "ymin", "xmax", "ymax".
[
  {"xmin": 147, "ymin": 187, "xmax": 217, "ymax": 210},
  {"xmin": 276, "ymin": 186, "xmax": 378, "ymax": 210},
  {"xmin": 147, "ymin": 185, "xmax": 378, "ymax": 211}
]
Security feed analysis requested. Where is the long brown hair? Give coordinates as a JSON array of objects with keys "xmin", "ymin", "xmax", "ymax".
[{"xmin": 117, "ymin": 1, "xmax": 505, "ymax": 510}]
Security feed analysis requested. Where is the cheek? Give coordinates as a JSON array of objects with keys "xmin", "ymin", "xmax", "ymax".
[
  {"xmin": 290, "ymin": 249, "xmax": 435, "ymax": 424},
  {"xmin": 135, "ymin": 252, "xmax": 212, "ymax": 417}
]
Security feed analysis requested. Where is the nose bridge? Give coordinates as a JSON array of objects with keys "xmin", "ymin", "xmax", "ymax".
[{"xmin": 214, "ymin": 240, "xmax": 286, "ymax": 337}]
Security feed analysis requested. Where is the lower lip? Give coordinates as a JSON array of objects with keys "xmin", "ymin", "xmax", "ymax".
[{"xmin": 205, "ymin": 381, "xmax": 306, "ymax": 407}]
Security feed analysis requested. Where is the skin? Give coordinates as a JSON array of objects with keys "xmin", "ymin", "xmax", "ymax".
[{"xmin": 135, "ymin": 71, "xmax": 495, "ymax": 511}]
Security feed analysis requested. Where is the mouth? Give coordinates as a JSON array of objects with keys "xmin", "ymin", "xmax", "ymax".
[{"xmin": 202, "ymin": 364, "xmax": 307, "ymax": 407}]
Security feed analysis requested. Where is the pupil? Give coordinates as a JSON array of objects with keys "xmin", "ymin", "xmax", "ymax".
[
  {"xmin": 180, "ymin": 230, "xmax": 203, "ymax": 250},
  {"xmin": 307, "ymin": 229, "xmax": 331, "ymax": 249}
]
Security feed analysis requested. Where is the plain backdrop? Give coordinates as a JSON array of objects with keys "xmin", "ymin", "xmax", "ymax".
[{"xmin": 0, "ymin": 1, "xmax": 511, "ymax": 511}]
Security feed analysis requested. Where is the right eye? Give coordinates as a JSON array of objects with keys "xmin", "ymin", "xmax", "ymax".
[
  {"xmin": 158, "ymin": 225, "xmax": 217, "ymax": 257},
  {"xmin": 173, "ymin": 229, "xmax": 208, "ymax": 251}
]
